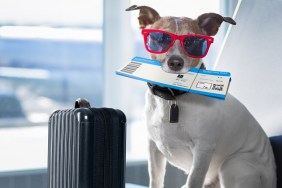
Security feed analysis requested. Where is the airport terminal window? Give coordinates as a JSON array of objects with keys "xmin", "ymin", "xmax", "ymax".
[{"xmin": 0, "ymin": 0, "xmax": 103, "ymax": 186}]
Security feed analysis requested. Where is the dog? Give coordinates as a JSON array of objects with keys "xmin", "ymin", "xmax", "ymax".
[{"xmin": 126, "ymin": 5, "xmax": 276, "ymax": 188}]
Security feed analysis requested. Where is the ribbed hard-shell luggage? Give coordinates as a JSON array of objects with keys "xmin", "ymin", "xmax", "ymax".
[{"xmin": 48, "ymin": 98, "xmax": 126, "ymax": 188}]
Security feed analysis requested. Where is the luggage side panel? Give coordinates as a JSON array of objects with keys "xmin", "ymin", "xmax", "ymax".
[
  {"xmin": 48, "ymin": 109, "xmax": 80, "ymax": 188},
  {"xmin": 99, "ymin": 108, "xmax": 126, "ymax": 188},
  {"xmin": 109, "ymin": 109, "xmax": 126, "ymax": 188}
]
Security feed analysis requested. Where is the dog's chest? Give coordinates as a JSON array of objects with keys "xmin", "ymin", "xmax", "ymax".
[{"xmin": 145, "ymin": 92, "xmax": 194, "ymax": 160}]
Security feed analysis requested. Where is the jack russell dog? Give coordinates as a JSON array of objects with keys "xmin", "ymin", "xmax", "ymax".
[{"xmin": 126, "ymin": 5, "xmax": 276, "ymax": 188}]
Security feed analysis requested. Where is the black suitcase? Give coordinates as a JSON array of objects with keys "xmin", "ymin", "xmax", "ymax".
[{"xmin": 48, "ymin": 98, "xmax": 126, "ymax": 188}]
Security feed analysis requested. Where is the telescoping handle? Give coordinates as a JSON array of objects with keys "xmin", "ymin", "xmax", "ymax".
[{"xmin": 75, "ymin": 98, "xmax": 91, "ymax": 108}]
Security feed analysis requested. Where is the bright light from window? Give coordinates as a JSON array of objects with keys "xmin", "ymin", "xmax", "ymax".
[
  {"xmin": 0, "ymin": 26, "xmax": 102, "ymax": 41},
  {"xmin": 0, "ymin": 0, "xmax": 102, "ymax": 26}
]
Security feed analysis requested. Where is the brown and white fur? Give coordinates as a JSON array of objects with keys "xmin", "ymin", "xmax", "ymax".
[{"xmin": 126, "ymin": 5, "xmax": 276, "ymax": 188}]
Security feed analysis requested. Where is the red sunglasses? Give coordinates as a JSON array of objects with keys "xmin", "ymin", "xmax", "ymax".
[{"xmin": 141, "ymin": 29, "xmax": 214, "ymax": 58}]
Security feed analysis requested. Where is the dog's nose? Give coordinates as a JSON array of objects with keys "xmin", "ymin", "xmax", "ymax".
[{"xmin": 167, "ymin": 55, "xmax": 184, "ymax": 71}]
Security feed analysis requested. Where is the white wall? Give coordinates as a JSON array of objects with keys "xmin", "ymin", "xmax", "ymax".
[{"xmin": 215, "ymin": 0, "xmax": 282, "ymax": 136}]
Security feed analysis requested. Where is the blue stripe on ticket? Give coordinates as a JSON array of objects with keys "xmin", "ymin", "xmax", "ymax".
[
  {"xmin": 131, "ymin": 57, "xmax": 201, "ymax": 74},
  {"xmin": 132, "ymin": 57, "xmax": 161, "ymax": 66},
  {"xmin": 189, "ymin": 89, "xmax": 226, "ymax": 100},
  {"xmin": 198, "ymin": 69, "xmax": 231, "ymax": 77}
]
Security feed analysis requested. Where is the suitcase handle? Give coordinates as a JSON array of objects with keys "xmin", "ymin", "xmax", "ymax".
[{"xmin": 75, "ymin": 98, "xmax": 91, "ymax": 108}]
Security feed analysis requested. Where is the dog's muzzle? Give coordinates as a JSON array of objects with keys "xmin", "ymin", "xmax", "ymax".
[{"xmin": 167, "ymin": 55, "xmax": 184, "ymax": 72}]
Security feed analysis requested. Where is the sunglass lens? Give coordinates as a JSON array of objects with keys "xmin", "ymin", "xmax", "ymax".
[
  {"xmin": 146, "ymin": 32, "xmax": 172, "ymax": 52},
  {"xmin": 183, "ymin": 37, "xmax": 208, "ymax": 57}
]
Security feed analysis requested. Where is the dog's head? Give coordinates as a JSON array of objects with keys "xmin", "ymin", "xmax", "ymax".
[{"xmin": 126, "ymin": 5, "xmax": 236, "ymax": 74}]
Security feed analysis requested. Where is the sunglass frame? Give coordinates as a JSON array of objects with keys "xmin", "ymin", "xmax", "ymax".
[{"xmin": 141, "ymin": 29, "xmax": 214, "ymax": 58}]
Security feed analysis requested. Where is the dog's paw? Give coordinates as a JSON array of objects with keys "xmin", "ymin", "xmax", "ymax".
[{"xmin": 181, "ymin": 185, "xmax": 188, "ymax": 188}]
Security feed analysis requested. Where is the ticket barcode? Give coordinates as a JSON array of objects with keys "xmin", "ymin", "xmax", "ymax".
[{"xmin": 120, "ymin": 62, "xmax": 141, "ymax": 74}]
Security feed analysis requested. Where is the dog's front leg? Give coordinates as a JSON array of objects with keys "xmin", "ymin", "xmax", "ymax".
[
  {"xmin": 183, "ymin": 142, "xmax": 215, "ymax": 188},
  {"xmin": 148, "ymin": 139, "xmax": 167, "ymax": 188}
]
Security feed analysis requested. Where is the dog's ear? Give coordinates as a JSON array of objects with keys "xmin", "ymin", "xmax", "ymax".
[
  {"xmin": 197, "ymin": 13, "xmax": 236, "ymax": 36},
  {"xmin": 125, "ymin": 5, "xmax": 161, "ymax": 29}
]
